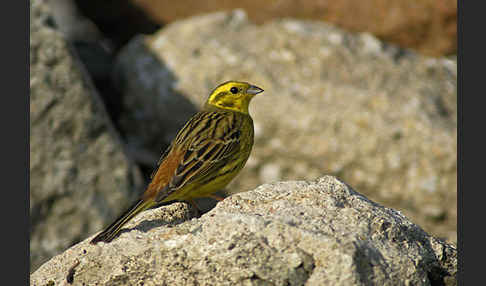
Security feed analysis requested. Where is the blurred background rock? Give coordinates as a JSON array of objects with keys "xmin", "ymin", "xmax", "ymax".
[
  {"xmin": 30, "ymin": 0, "xmax": 457, "ymax": 272},
  {"xmin": 132, "ymin": 0, "xmax": 457, "ymax": 57}
]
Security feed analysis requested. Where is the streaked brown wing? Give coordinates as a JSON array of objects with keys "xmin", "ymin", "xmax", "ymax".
[
  {"xmin": 168, "ymin": 127, "xmax": 241, "ymax": 191},
  {"xmin": 149, "ymin": 111, "xmax": 214, "ymax": 181},
  {"xmin": 149, "ymin": 111, "xmax": 241, "ymax": 203}
]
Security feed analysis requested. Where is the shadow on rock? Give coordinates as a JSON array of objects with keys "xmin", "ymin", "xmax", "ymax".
[{"xmin": 112, "ymin": 35, "xmax": 199, "ymax": 173}]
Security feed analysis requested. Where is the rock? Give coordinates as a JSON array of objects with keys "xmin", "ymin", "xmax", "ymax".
[
  {"xmin": 113, "ymin": 11, "xmax": 457, "ymax": 243},
  {"xmin": 72, "ymin": 0, "xmax": 160, "ymax": 47},
  {"xmin": 30, "ymin": 0, "xmax": 143, "ymax": 271},
  {"xmin": 131, "ymin": 0, "xmax": 456, "ymax": 57},
  {"xmin": 30, "ymin": 176, "xmax": 457, "ymax": 285},
  {"xmin": 46, "ymin": 0, "xmax": 103, "ymax": 43},
  {"xmin": 112, "ymin": 36, "xmax": 198, "ymax": 163}
]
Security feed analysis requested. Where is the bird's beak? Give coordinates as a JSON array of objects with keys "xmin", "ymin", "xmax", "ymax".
[{"xmin": 247, "ymin": 85, "xmax": 264, "ymax": 95}]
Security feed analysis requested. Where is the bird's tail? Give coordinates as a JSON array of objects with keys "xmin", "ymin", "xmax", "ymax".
[{"xmin": 90, "ymin": 199, "xmax": 154, "ymax": 244}]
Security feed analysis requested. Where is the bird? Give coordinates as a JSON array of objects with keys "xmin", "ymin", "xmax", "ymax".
[{"xmin": 90, "ymin": 81, "xmax": 264, "ymax": 244}]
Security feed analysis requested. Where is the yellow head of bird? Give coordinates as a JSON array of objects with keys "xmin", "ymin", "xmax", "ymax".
[{"xmin": 205, "ymin": 81, "xmax": 264, "ymax": 114}]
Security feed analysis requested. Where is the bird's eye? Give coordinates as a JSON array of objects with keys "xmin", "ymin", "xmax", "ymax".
[{"xmin": 230, "ymin": 87, "xmax": 238, "ymax": 94}]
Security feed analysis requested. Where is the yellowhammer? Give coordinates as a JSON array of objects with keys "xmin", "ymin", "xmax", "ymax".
[{"xmin": 90, "ymin": 81, "xmax": 263, "ymax": 244}]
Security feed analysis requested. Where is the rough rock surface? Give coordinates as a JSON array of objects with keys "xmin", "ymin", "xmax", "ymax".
[
  {"xmin": 132, "ymin": 0, "xmax": 456, "ymax": 57},
  {"xmin": 113, "ymin": 11, "xmax": 457, "ymax": 243},
  {"xmin": 30, "ymin": 0, "xmax": 142, "ymax": 271},
  {"xmin": 30, "ymin": 176, "xmax": 457, "ymax": 285}
]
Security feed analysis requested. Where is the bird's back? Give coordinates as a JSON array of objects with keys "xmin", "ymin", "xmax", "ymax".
[{"xmin": 145, "ymin": 109, "xmax": 254, "ymax": 203}]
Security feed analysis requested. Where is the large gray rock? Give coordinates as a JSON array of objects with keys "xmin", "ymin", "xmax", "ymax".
[
  {"xmin": 112, "ymin": 36, "xmax": 198, "ymax": 165},
  {"xmin": 30, "ymin": 176, "xmax": 456, "ymax": 285},
  {"xmin": 30, "ymin": 0, "xmax": 142, "ymax": 271},
  {"xmin": 113, "ymin": 11, "xmax": 457, "ymax": 242}
]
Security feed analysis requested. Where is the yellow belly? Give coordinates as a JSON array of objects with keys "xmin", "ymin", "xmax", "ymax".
[{"xmin": 173, "ymin": 159, "xmax": 246, "ymax": 201}]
